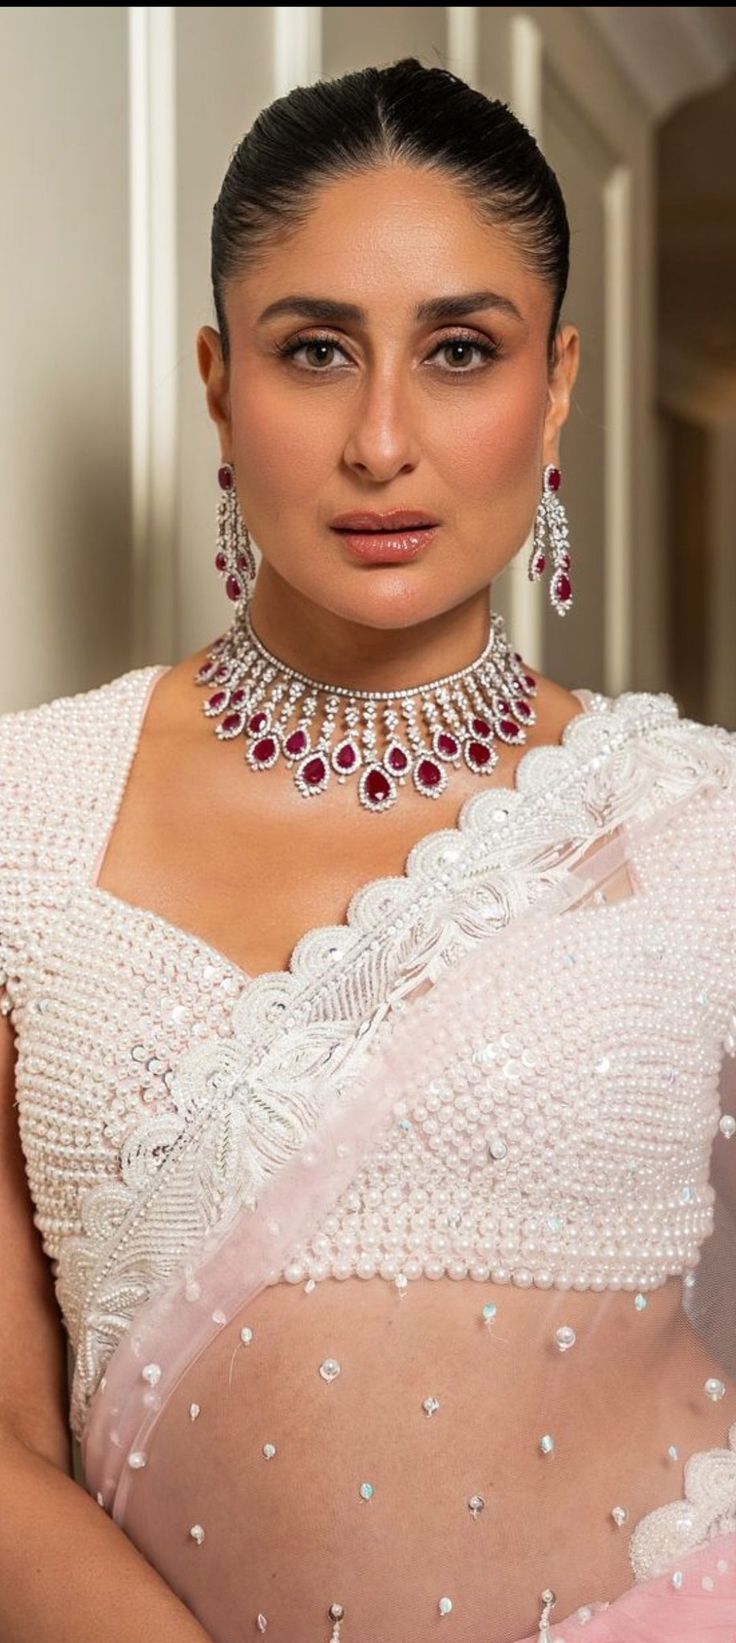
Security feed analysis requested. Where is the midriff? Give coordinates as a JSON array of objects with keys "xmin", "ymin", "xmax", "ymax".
[{"xmin": 119, "ymin": 1273, "xmax": 736, "ymax": 1643}]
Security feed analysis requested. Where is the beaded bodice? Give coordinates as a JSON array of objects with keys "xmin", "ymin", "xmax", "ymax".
[{"xmin": 1, "ymin": 667, "xmax": 736, "ymax": 1452}]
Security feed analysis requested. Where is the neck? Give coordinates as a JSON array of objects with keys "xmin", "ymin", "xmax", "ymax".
[{"xmin": 246, "ymin": 566, "xmax": 498, "ymax": 692}]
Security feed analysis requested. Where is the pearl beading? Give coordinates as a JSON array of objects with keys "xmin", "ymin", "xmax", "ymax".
[{"xmin": 1, "ymin": 670, "xmax": 736, "ymax": 1449}]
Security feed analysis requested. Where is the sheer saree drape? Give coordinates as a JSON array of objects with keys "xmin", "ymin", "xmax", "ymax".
[{"xmin": 76, "ymin": 722, "xmax": 736, "ymax": 1642}]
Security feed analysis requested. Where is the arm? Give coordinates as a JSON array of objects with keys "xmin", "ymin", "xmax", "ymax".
[{"xmin": 0, "ymin": 1010, "xmax": 214, "ymax": 1643}]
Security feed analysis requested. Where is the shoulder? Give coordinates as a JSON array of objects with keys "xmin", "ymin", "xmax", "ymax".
[
  {"xmin": 572, "ymin": 687, "xmax": 736, "ymax": 820},
  {"xmin": 0, "ymin": 665, "xmax": 164, "ymax": 884}
]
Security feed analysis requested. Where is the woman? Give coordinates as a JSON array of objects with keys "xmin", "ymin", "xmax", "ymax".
[{"xmin": 2, "ymin": 56, "xmax": 736, "ymax": 1643}]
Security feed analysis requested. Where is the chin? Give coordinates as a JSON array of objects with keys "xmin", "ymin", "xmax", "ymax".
[{"xmin": 309, "ymin": 567, "xmax": 468, "ymax": 632}]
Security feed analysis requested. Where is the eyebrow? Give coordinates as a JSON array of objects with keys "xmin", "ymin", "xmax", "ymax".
[{"xmin": 257, "ymin": 289, "xmax": 524, "ymax": 326}]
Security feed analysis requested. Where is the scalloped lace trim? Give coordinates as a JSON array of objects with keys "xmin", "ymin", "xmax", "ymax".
[{"xmin": 629, "ymin": 1421, "xmax": 736, "ymax": 1580}]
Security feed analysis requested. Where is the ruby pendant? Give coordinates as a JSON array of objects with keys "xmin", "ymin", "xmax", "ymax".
[
  {"xmin": 550, "ymin": 569, "xmax": 573, "ymax": 614},
  {"xmin": 433, "ymin": 730, "xmax": 461, "ymax": 762},
  {"xmin": 248, "ymin": 735, "xmax": 279, "ymax": 770},
  {"xmin": 295, "ymin": 752, "xmax": 330, "ymax": 797},
  {"xmin": 495, "ymin": 717, "xmax": 526, "ymax": 746},
  {"xmin": 203, "ymin": 688, "xmax": 230, "ymax": 716},
  {"xmin": 247, "ymin": 709, "xmax": 270, "ymax": 736},
  {"xmin": 283, "ymin": 727, "xmax": 310, "ymax": 760},
  {"xmin": 216, "ymin": 710, "xmax": 246, "ymax": 739},
  {"xmin": 414, "ymin": 757, "xmax": 447, "ymax": 799},
  {"xmin": 464, "ymin": 739, "xmax": 499, "ymax": 773},
  {"xmin": 359, "ymin": 765, "xmax": 397, "ymax": 812},
  {"xmin": 384, "ymin": 741, "xmax": 411, "ymax": 779},
  {"xmin": 331, "ymin": 739, "xmax": 362, "ymax": 776}
]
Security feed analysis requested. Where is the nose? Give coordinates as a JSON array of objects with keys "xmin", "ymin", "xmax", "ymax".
[{"xmin": 342, "ymin": 369, "xmax": 421, "ymax": 482}]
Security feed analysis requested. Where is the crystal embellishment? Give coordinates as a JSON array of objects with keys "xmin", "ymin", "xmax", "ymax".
[
  {"xmin": 422, "ymin": 1396, "xmax": 441, "ymax": 1417},
  {"xmin": 319, "ymin": 1358, "xmax": 342, "ymax": 1383},
  {"xmin": 704, "ymin": 1378, "xmax": 726, "ymax": 1401},
  {"xmin": 438, "ymin": 1597, "xmax": 453, "ymax": 1616},
  {"xmin": 196, "ymin": 607, "xmax": 538, "ymax": 813},
  {"xmin": 468, "ymin": 1494, "xmax": 485, "ymax": 1519}
]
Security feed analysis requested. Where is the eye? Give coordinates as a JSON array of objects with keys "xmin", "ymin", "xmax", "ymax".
[
  {"xmin": 427, "ymin": 333, "xmax": 501, "ymax": 372},
  {"xmin": 277, "ymin": 333, "xmax": 353, "ymax": 370}
]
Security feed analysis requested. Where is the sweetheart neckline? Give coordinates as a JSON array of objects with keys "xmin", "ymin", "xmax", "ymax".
[{"xmin": 86, "ymin": 664, "xmax": 598, "ymax": 991}]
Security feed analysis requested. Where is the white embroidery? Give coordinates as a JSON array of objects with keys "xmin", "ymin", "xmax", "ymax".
[
  {"xmin": 2, "ymin": 674, "xmax": 736, "ymax": 1445},
  {"xmin": 629, "ymin": 1421, "xmax": 736, "ymax": 1579}
]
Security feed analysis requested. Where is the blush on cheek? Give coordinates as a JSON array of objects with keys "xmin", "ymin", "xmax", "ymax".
[
  {"xmin": 436, "ymin": 373, "xmax": 546, "ymax": 503},
  {"xmin": 230, "ymin": 378, "xmax": 340, "ymax": 500}
]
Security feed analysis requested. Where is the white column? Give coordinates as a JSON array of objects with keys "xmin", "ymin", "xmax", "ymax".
[{"xmin": 128, "ymin": 5, "xmax": 178, "ymax": 666}]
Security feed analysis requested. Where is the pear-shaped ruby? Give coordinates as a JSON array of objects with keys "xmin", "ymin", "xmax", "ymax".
[
  {"xmin": 214, "ymin": 663, "xmax": 230, "ymax": 683},
  {"xmin": 218, "ymin": 465, "xmax": 234, "ymax": 490},
  {"xmin": 335, "ymin": 742, "xmax": 358, "ymax": 770},
  {"xmin": 285, "ymin": 729, "xmax": 308, "ymax": 756},
  {"xmin": 387, "ymin": 745, "xmax": 409, "ymax": 773},
  {"xmin": 303, "ymin": 756, "xmax": 327, "ymax": 786},
  {"xmin": 547, "ymin": 467, "xmax": 561, "ymax": 491},
  {"xmin": 248, "ymin": 711, "xmax": 268, "ymax": 734},
  {"xmin": 364, "ymin": 767, "xmax": 392, "ymax": 805},
  {"xmin": 214, "ymin": 551, "xmax": 227, "ymax": 572},
  {"xmin": 467, "ymin": 740, "xmax": 492, "ymax": 768},
  {"xmin": 499, "ymin": 718, "xmax": 522, "ymax": 740},
  {"xmin": 514, "ymin": 700, "xmax": 532, "ymax": 720},
  {"xmin": 206, "ymin": 689, "xmax": 228, "ymax": 713},
  {"xmin": 416, "ymin": 758, "xmax": 442, "ymax": 789},
  {"xmin": 225, "ymin": 573, "xmax": 243, "ymax": 602},
  {"xmin": 523, "ymin": 673, "xmax": 537, "ymax": 692},
  {"xmin": 472, "ymin": 717, "xmax": 491, "ymax": 739},
  {"xmin": 230, "ymin": 687, "xmax": 247, "ymax": 708},
  {"xmin": 252, "ymin": 736, "xmax": 277, "ymax": 764},
  {"xmin": 436, "ymin": 732, "xmax": 459, "ymax": 759},
  {"xmin": 552, "ymin": 572, "xmax": 572, "ymax": 605},
  {"xmin": 221, "ymin": 711, "xmax": 245, "ymax": 735}
]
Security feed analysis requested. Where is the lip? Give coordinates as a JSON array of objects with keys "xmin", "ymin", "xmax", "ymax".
[
  {"xmin": 330, "ymin": 508, "xmax": 440, "ymax": 530},
  {"xmin": 333, "ymin": 525, "xmax": 438, "ymax": 564}
]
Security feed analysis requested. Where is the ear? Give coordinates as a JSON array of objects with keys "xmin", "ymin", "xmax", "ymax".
[
  {"xmin": 542, "ymin": 323, "xmax": 580, "ymax": 467},
  {"xmin": 196, "ymin": 326, "xmax": 232, "ymax": 460}
]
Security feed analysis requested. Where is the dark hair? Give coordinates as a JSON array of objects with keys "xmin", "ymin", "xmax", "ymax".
[{"xmin": 211, "ymin": 57, "xmax": 569, "ymax": 364}]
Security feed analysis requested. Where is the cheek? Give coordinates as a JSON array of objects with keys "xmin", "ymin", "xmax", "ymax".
[
  {"xmin": 229, "ymin": 371, "xmax": 338, "ymax": 497},
  {"xmin": 431, "ymin": 362, "xmax": 548, "ymax": 497}
]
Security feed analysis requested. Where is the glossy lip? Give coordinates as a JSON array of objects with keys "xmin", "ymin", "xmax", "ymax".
[
  {"xmin": 335, "ymin": 526, "xmax": 438, "ymax": 563},
  {"xmin": 331, "ymin": 508, "xmax": 440, "ymax": 531}
]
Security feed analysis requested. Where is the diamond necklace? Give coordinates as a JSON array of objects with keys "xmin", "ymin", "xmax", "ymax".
[{"xmin": 195, "ymin": 605, "xmax": 538, "ymax": 813}]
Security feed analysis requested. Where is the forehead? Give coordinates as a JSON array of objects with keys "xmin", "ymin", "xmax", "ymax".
[{"xmin": 232, "ymin": 164, "xmax": 546, "ymax": 322}]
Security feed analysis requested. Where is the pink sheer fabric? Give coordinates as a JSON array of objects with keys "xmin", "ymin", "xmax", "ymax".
[{"xmin": 78, "ymin": 739, "xmax": 736, "ymax": 1643}]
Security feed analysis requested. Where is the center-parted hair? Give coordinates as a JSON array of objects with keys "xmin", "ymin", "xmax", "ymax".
[{"xmin": 211, "ymin": 57, "xmax": 570, "ymax": 362}]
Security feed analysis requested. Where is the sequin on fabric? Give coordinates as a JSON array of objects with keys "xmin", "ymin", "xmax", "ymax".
[{"xmin": 1, "ymin": 670, "xmax": 736, "ymax": 1468}]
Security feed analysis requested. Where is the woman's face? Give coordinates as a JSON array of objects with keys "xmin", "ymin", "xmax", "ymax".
[{"xmin": 198, "ymin": 164, "xmax": 579, "ymax": 632}]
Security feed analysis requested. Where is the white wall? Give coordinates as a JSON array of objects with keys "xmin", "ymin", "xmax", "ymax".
[{"xmin": 0, "ymin": 6, "xmax": 659, "ymax": 710}]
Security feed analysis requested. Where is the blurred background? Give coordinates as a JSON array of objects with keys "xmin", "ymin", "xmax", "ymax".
[{"xmin": 1, "ymin": 6, "xmax": 734, "ymax": 726}]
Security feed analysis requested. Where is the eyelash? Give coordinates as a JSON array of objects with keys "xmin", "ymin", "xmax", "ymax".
[{"xmin": 275, "ymin": 328, "xmax": 501, "ymax": 374}]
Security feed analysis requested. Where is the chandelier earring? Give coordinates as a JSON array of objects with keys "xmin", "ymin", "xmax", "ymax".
[
  {"xmin": 527, "ymin": 465, "xmax": 573, "ymax": 616},
  {"xmin": 213, "ymin": 463, "xmax": 257, "ymax": 610}
]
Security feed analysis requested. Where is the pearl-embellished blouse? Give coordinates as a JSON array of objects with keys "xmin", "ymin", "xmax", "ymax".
[
  {"xmin": 7, "ymin": 667, "xmax": 736, "ymax": 1643},
  {"xmin": 1, "ymin": 667, "xmax": 736, "ymax": 1434}
]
